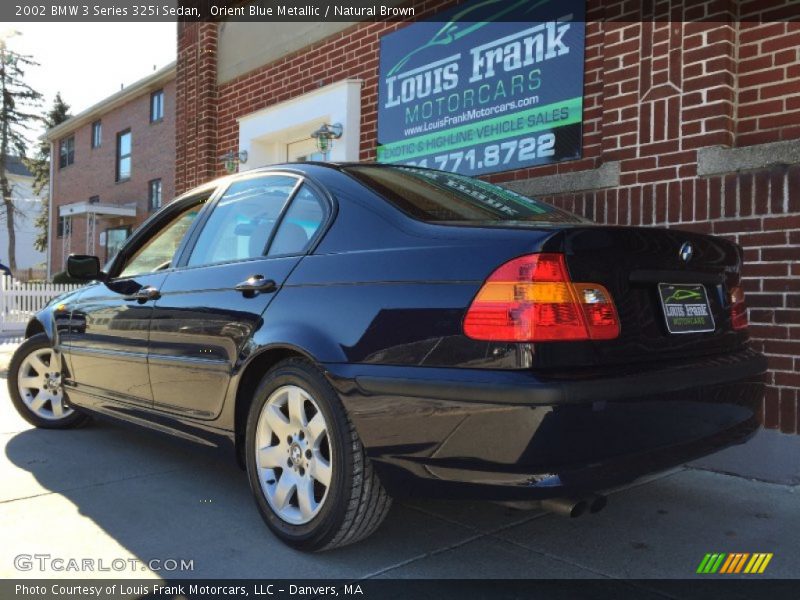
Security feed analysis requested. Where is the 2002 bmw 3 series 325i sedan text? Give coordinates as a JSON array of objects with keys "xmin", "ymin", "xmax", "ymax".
[{"xmin": 9, "ymin": 164, "xmax": 766, "ymax": 550}]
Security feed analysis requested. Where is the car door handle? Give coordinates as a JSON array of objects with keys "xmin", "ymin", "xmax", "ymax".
[
  {"xmin": 125, "ymin": 286, "xmax": 161, "ymax": 303},
  {"xmin": 234, "ymin": 275, "xmax": 277, "ymax": 296}
]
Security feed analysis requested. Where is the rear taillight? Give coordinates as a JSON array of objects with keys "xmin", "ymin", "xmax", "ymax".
[
  {"xmin": 730, "ymin": 285, "xmax": 748, "ymax": 330},
  {"xmin": 463, "ymin": 253, "xmax": 620, "ymax": 342}
]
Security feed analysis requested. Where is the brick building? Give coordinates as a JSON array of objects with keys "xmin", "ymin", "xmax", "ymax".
[
  {"xmin": 45, "ymin": 63, "xmax": 176, "ymax": 276},
  {"xmin": 175, "ymin": 1, "xmax": 800, "ymax": 433}
]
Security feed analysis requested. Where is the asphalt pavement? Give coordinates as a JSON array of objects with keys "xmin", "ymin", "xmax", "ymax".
[{"xmin": 1, "ymin": 341, "xmax": 798, "ymax": 584}]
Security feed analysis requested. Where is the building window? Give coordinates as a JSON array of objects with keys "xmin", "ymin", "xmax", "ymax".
[
  {"xmin": 58, "ymin": 136, "xmax": 74, "ymax": 168},
  {"xmin": 150, "ymin": 89, "xmax": 164, "ymax": 122},
  {"xmin": 91, "ymin": 120, "xmax": 102, "ymax": 148},
  {"xmin": 148, "ymin": 179, "xmax": 162, "ymax": 211},
  {"xmin": 116, "ymin": 129, "xmax": 131, "ymax": 181},
  {"xmin": 89, "ymin": 195, "xmax": 100, "ymax": 204},
  {"xmin": 56, "ymin": 216, "xmax": 71, "ymax": 238}
]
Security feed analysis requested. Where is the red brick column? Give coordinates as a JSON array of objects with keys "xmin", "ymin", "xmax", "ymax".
[{"xmin": 176, "ymin": 22, "xmax": 218, "ymax": 195}]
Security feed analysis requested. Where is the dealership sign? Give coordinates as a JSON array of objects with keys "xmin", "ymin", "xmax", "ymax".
[{"xmin": 376, "ymin": 0, "xmax": 586, "ymax": 176}]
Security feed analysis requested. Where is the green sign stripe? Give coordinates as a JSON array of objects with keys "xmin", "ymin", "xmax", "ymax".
[
  {"xmin": 705, "ymin": 554, "xmax": 718, "ymax": 573},
  {"xmin": 710, "ymin": 554, "xmax": 727, "ymax": 573},
  {"xmin": 697, "ymin": 554, "xmax": 713, "ymax": 574},
  {"xmin": 702, "ymin": 554, "xmax": 718, "ymax": 573},
  {"xmin": 377, "ymin": 96, "xmax": 583, "ymax": 162}
]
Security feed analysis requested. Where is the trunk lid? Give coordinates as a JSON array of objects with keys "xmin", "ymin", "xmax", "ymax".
[{"xmin": 530, "ymin": 225, "xmax": 748, "ymax": 369}]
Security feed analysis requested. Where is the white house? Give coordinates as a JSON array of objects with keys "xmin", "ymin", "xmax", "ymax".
[{"xmin": 0, "ymin": 156, "xmax": 47, "ymax": 276}]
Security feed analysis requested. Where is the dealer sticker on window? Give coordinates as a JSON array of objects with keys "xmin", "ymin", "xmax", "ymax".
[{"xmin": 658, "ymin": 283, "xmax": 716, "ymax": 334}]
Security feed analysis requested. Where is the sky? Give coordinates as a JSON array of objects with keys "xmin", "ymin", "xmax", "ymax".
[{"xmin": 5, "ymin": 23, "xmax": 177, "ymax": 147}]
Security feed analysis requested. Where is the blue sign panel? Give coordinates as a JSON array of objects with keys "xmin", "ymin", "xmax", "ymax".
[{"xmin": 377, "ymin": 0, "xmax": 586, "ymax": 176}]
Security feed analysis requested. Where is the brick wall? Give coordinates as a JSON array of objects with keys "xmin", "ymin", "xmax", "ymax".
[
  {"xmin": 175, "ymin": 0, "xmax": 800, "ymax": 433},
  {"xmin": 51, "ymin": 79, "xmax": 176, "ymax": 271},
  {"xmin": 521, "ymin": 8, "xmax": 800, "ymax": 434},
  {"xmin": 738, "ymin": 19, "xmax": 800, "ymax": 144}
]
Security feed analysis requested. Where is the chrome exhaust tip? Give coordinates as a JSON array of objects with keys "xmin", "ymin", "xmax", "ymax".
[
  {"xmin": 541, "ymin": 497, "xmax": 589, "ymax": 518},
  {"xmin": 496, "ymin": 493, "xmax": 608, "ymax": 517}
]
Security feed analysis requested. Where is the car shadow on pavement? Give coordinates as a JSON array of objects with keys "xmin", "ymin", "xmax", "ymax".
[
  {"xmin": 5, "ymin": 410, "xmax": 799, "ymax": 581},
  {"xmin": 3, "ymin": 417, "xmax": 531, "ymax": 579}
]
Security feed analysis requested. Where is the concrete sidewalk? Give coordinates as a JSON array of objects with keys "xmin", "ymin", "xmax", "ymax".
[
  {"xmin": 0, "ymin": 335, "xmax": 21, "ymax": 377},
  {"xmin": 1, "ymin": 353, "xmax": 798, "ymax": 582}
]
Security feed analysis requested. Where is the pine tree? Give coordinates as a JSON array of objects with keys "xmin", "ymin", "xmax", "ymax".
[
  {"xmin": 0, "ymin": 35, "xmax": 43, "ymax": 271},
  {"xmin": 27, "ymin": 93, "xmax": 70, "ymax": 253}
]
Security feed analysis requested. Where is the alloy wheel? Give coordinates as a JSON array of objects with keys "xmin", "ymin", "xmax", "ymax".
[
  {"xmin": 16, "ymin": 348, "xmax": 73, "ymax": 420},
  {"xmin": 255, "ymin": 384, "xmax": 332, "ymax": 525}
]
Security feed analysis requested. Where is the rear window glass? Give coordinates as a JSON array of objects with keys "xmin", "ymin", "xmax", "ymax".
[{"xmin": 345, "ymin": 166, "xmax": 585, "ymax": 224}]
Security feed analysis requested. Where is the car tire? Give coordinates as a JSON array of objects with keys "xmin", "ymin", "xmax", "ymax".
[
  {"xmin": 245, "ymin": 357, "xmax": 392, "ymax": 551},
  {"xmin": 8, "ymin": 333, "xmax": 90, "ymax": 429}
]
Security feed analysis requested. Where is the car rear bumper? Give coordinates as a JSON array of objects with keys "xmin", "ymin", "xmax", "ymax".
[{"xmin": 324, "ymin": 348, "xmax": 766, "ymax": 500}]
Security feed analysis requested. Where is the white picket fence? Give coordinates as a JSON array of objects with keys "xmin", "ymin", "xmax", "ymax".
[{"xmin": 0, "ymin": 275, "xmax": 82, "ymax": 333}]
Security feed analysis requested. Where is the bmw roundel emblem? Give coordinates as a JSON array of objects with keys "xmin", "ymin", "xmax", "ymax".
[{"xmin": 679, "ymin": 242, "xmax": 693, "ymax": 263}]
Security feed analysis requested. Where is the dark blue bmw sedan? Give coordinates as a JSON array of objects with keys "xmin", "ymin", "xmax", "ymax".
[{"xmin": 8, "ymin": 163, "xmax": 766, "ymax": 550}]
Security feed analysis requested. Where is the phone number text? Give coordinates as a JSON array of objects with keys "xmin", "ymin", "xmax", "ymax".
[{"xmin": 403, "ymin": 133, "xmax": 556, "ymax": 173}]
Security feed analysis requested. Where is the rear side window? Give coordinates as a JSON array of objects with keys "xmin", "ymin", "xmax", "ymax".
[
  {"xmin": 187, "ymin": 175, "xmax": 298, "ymax": 267},
  {"xmin": 345, "ymin": 166, "xmax": 584, "ymax": 224},
  {"xmin": 268, "ymin": 184, "xmax": 327, "ymax": 256}
]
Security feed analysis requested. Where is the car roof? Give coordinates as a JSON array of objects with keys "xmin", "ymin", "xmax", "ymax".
[{"xmin": 172, "ymin": 162, "xmax": 414, "ymax": 202}]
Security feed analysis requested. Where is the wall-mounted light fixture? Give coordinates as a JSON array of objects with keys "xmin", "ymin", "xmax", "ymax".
[
  {"xmin": 311, "ymin": 123, "xmax": 343, "ymax": 154},
  {"xmin": 219, "ymin": 150, "xmax": 248, "ymax": 173}
]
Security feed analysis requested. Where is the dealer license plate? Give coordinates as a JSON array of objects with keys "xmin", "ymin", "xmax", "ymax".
[{"xmin": 658, "ymin": 283, "xmax": 716, "ymax": 334}]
